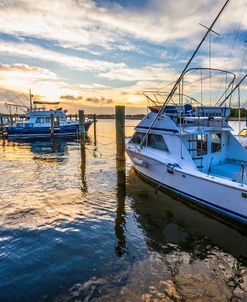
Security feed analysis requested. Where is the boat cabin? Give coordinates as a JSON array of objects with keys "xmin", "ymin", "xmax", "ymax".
[
  {"xmin": 14, "ymin": 109, "xmax": 71, "ymax": 128},
  {"xmin": 130, "ymin": 104, "xmax": 247, "ymax": 185}
]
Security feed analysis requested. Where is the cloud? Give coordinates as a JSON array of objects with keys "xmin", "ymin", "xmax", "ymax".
[
  {"xmin": 86, "ymin": 96, "xmax": 113, "ymax": 104},
  {"xmin": 60, "ymin": 95, "xmax": 83, "ymax": 101},
  {"xmin": 0, "ymin": 61, "xmax": 150, "ymax": 111},
  {"xmin": 0, "ymin": 0, "xmax": 245, "ymax": 51},
  {"xmin": 0, "ymin": 63, "xmax": 63, "ymax": 102},
  {"xmin": 0, "ymin": 41, "xmax": 123, "ymax": 72},
  {"xmin": 1, "ymin": 0, "xmax": 247, "ymax": 114},
  {"xmin": 0, "ymin": 63, "xmax": 57, "ymax": 80},
  {"xmin": 99, "ymin": 63, "xmax": 177, "ymax": 82},
  {"xmin": 0, "ymin": 41, "xmax": 178, "ymax": 82}
]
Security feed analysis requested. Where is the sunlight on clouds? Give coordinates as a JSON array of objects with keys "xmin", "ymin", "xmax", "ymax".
[
  {"xmin": 0, "ymin": 0, "xmax": 245, "ymax": 50},
  {"xmin": 0, "ymin": 64, "xmax": 59, "ymax": 97},
  {"xmin": 0, "ymin": 41, "xmax": 178, "ymax": 83},
  {"xmin": 0, "ymin": 62, "xmax": 151, "ymax": 112},
  {"xmin": 0, "ymin": 0, "xmax": 247, "ymax": 113},
  {"xmin": 32, "ymin": 83, "xmax": 60, "ymax": 102},
  {"xmin": 127, "ymin": 94, "xmax": 143, "ymax": 104}
]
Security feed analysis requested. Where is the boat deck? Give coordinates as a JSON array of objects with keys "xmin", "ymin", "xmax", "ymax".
[{"xmin": 210, "ymin": 160, "xmax": 247, "ymax": 185}]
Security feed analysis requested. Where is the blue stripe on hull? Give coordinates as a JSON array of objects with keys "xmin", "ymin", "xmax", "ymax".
[
  {"xmin": 136, "ymin": 170, "xmax": 247, "ymax": 225},
  {"xmin": 7, "ymin": 125, "xmax": 79, "ymax": 138}
]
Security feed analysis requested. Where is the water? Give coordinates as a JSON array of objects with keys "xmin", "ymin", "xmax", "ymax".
[{"xmin": 0, "ymin": 119, "xmax": 247, "ymax": 302}]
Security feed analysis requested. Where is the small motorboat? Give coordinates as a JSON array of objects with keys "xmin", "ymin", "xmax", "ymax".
[
  {"xmin": 7, "ymin": 108, "xmax": 92, "ymax": 139},
  {"xmin": 5, "ymin": 92, "xmax": 93, "ymax": 139}
]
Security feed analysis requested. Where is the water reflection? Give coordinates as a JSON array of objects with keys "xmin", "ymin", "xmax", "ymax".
[
  {"xmin": 115, "ymin": 170, "xmax": 127, "ymax": 257},
  {"xmin": 6, "ymin": 138, "xmax": 70, "ymax": 163},
  {"xmin": 126, "ymin": 167, "xmax": 247, "ymax": 259},
  {"xmin": 126, "ymin": 167, "xmax": 247, "ymax": 301},
  {"xmin": 1, "ymin": 120, "xmax": 247, "ymax": 302}
]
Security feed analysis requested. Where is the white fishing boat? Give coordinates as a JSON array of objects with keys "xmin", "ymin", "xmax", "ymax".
[{"xmin": 126, "ymin": 1, "xmax": 247, "ymax": 225}]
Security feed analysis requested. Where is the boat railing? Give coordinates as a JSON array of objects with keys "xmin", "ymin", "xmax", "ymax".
[
  {"xmin": 180, "ymin": 118, "xmax": 230, "ymax": 129},
  {"xmin": 144, "ymin": 67, "xmax": 236, "ymax": 109}
]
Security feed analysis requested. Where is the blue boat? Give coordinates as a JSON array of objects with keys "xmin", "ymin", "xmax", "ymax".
[{"xmin": 7, "ymin": 108, "xmax": 92, "ymax": 139}]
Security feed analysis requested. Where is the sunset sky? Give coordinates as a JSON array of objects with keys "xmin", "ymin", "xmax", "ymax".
[{"xmin": 0, "ymin": 0, "xmax": 247, "ymax": 114}]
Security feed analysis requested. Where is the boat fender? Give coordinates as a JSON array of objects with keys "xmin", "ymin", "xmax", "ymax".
[{"xmin": 133, "ymin": 157, "xmax": 148, "ymax": 167}]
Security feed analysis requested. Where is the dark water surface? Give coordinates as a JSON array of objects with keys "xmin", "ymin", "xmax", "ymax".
[{"xmin": 0, "ymin": 120, "xmax": 247, "ymax": 302}]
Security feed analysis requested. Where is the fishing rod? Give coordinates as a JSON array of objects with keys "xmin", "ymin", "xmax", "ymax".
[{"xmin": 140, "ymin": 0, "xmax": 231, "ymax": 147}]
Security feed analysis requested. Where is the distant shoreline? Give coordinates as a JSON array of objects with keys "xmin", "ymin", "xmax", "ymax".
[
  {"xmin": 228, "ymin": 117, "xmax": 246, "ymax": 121},
  {"xmin": 96, "ymin": 116, "xmax": 246, "ymax": 121},
  {"xmin": 1, "ymin": 113, "xmax": 246, "ymax": 121}
]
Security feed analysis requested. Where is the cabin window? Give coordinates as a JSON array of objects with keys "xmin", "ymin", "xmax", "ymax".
[
  {"xmin": 197, "ymin": 134, "xmax": 207, "ymax": 155},
  {"xmin": 36, "ymin": 117, "xmax": 45, "ymax": 123},
  {"xmin": 211, "ymin": 133, "xmax": 221, "ymax": 153},
  {"xmin": 16, "ymin": 123, "xmax": 23, "ymax": 128},
  {"xmin": 131, "ymin": 132, "xmax": 145, "ymax": 144},
  {"xmin": 45, "ymin": 117, "xmax": 51, "ymax": 123},
  {"xmin": 54, "ymin": 117, "xmax": 60, "ymax": 126},
  {"xmin": 147, "ymin": 134, "xmax": 169, "ymax": 152}
]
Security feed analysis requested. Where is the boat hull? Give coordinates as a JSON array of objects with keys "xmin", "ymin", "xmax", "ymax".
[
  {"xmin": 126, "ymin": 149, "xmax": 247, "ymax": 225},
  {"xmin": 7, "ymin": 122, "xmax": 92, "ymax": 139}
]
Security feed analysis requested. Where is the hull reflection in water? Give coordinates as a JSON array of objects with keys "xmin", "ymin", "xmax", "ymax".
[
  {"xmin": 123, "ymin": 168, "xmax": 247, "ymax": 301},
  {"xmin": 127, "ymin": 167, "xmax": 247, "ymax": 258},
  {"xmin": 1, "ymin": 120, "xmax": 247, "ymax": 302},
  {"xmin": 56, "ymin": 167, "xmax": 247, "ymax": 302}
]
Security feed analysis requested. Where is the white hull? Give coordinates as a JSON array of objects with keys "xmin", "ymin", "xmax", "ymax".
[{"xmin": 127, "ymin": 149, "xmax": 247, "ymax": 225}]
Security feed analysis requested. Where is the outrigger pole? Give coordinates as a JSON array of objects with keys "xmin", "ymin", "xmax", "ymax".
[
  {"xmin": 218, "ymin": 73, "xmax": 247, "ymax": 106},
  {"xmin": 140, "ymin": 0, "xmax": 231, "ymax": 147},
  {"xmin": 29, "ymin": 89, "xmax": 33, "ymax": 111}
]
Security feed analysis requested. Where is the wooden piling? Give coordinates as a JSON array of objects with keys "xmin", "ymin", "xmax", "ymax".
[
  {"xmin": 115, "ymin": 168, "xmax": 126, "ymax": 256},
  {"xmin": 80, "ymin": 139, "xmax": 87, "ymax": 193},
  {"xmin": 0, "ymin": 115, "xmax": 3, "ymax": 129},
  {"xmin": 79, "ymin": 110, "xmax": 86, "ymax": 182},
  {"xmin": 79, "ymin": 110, "xmax": 85, "ymax": 144},
  {"xmin": 115, "ymin": 106, "xmax": 126, "ymax": 253},
  {"xmin": 0, "ymin": 131, "xmax": 6, "ymax": 146},
  {"xmin": 115, "ymin": 106, "xmax": 125, "ymax": 171},
  {"xmin": 93, "ymin": 114, "xmax": 97, "ymax": 145},
  {"xmin": 50, "ymin": 114, "xmax": 54, "ymax": 137}
]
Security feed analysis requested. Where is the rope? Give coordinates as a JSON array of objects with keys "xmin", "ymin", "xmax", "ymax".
[
  {"xmin": 81, "ymin": 144, "xmax": 116, "ymax": 160},
  {"xmin": 95, "ymin": 140, "xmax": 116, "ymax": 146},
  {"xmin": 154, "ymin": 168, "xmax": 168, "ymax": 193}
]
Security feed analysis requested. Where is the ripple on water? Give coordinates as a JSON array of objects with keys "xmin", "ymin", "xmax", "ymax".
[{"xmin": 0, "ymin": 121, "xmax": 247, "ymax": 302}]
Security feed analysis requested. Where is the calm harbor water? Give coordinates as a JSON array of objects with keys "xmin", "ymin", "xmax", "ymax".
[{"xmin": 0, "ymin": 119, "xmax": 247, "ymax": 302}]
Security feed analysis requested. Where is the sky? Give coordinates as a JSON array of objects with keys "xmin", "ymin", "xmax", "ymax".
[{"xmin": 0, "ymin": 0, "xmax": 247, "ymax": 114}]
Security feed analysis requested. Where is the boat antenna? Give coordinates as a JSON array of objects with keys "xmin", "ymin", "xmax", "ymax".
[
  {"xmin": 140, "ymin": 0, "xmax": 231, "ymax": 147},
  {"xmin": 29, "ymin": 89, "xmax": 33, "ymax": 111}
]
